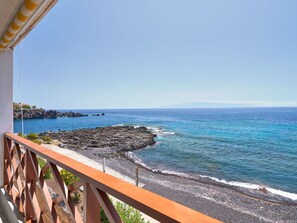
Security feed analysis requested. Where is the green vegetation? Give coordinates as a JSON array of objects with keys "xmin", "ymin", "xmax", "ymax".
[
  {"xmin": 26, "ymin": 133, "xmax": 39, "ymax": 140},
  {"xmin": 37, "ymin": 157, "xmax": 53, "ymax": 179},
  {"xmin": 13, "ymin": 102, "xmax": 30, "ymax": 109},
  {"xmin": 20, "ymin": 132, "xmax": 52, "ymax": 144},
  {"xmin": 60, "ymin": 169, "xmax": 81, "ymax": 203},
  {"xmin": 60, "ymin": 169, "xmax": 80, "ymax": 186},
  {"xmin": 22, "ymin": 104, "xmax": 31, "ymax": 109},
  {"xmin": 100, "ymin": 201, "xmax": 149, "ymax": 223},
  {"xmin": 42, "ymin": 135, "xmax": 52, "ymax": 144},
  {"xmin": 31, "ymin": 139, "xmax": 42, "ymax": 145},
  {"xmin": 18, "ymin": 132, "xmax": 25, "ymax": 138},
  {"xmin": 18, "ymin": 132, "xmax": 41, "ymax": 144},
  {"xmin": 13, "ymin": 102, "xmax": 40, "ymax": 110},
  {"xmin": 116, "ymin": 202, "xmax": 149, "ymax": 223},
  {"xmin": 19, "ymin": 133, "xmax": 49, "ymax": 178},
  {"xmin": 26, "ymin": 132, "xmax": 41, "ymax": 145},
  {"xmin": 18, "ymin": 132, "xmax": 147, "ymax": 222},
  {"xmin": 100, "ymin": 208, "xmax": 109, "ymax": 223}
]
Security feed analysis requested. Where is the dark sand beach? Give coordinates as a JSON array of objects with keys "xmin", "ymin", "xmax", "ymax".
[
  {"xmin": 42, "ymin": 126, "xmax": 297, "ymax": 223},
  {"xmin": 105, "ymin": 157, "xmax": 297, "ymax": 223}
]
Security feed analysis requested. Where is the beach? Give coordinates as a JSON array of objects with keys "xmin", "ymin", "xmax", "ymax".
[
  {"xmin": 103, "ymin": 157, "xmax": 297, "ymax": 223},
  {"xmin": 41, "ymin": 125, "xmax": 297, "ymax": 223},
  {"xmin": 44, "ymin": 143, "xmax": 297, "ymax": 223}
]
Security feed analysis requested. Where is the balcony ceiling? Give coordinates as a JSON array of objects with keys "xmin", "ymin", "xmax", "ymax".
[{"xmin": 0, "ymin": 0, "xmax": 57, "ymax": 51}]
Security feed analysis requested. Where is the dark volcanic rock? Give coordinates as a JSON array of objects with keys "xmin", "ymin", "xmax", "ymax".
[
  {"xmin": 39, "ymin": 126, "xmax": 156, "ymax": 158},
  {"xmin": 57, "ymin": 111, "xmax": 88, "ymax": 118},
  {"xmin": 14, "ymin": 109, "xmax": 87, "ymax": 120}
]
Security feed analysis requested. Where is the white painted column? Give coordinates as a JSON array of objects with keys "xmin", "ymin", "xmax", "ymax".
[{"xmin": 0, "ymin": 50, "xmax": 13, "ymax": 187}]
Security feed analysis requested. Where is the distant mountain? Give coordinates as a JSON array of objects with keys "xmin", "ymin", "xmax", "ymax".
[{"xmin": 161, "ymin": 102, "xmax": 257, "ymax": 109}]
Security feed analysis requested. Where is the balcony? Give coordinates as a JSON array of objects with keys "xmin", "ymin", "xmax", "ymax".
[{"xmin": 0, "ymin": 132, "xmax": 222, "ymax": 223}]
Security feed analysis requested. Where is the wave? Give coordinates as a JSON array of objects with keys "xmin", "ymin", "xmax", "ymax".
[
  {"xmin": 145, "ymin": 126, "xmax": 175, "ymax": 136},
  {"xmin": 199, "ymin": 175, "xmax": 297, "ymax": 201},
  {"xmin": 113, "ymin": 124, "xmax": 176, "ymax": 136},
  {"xmin": 112, "ymin": 124, "xmax": 125, "ymax": 127},
  {"xmin": 114, "ymin": 124, "xmax": 297, "ymax": 202},
  {"xmin": 125, "ymin": 151, "xmax": 297, "ymax": 202},
  {"xmin": 125, "ymin": 151, "xmax": 153, "ymax": 170}
]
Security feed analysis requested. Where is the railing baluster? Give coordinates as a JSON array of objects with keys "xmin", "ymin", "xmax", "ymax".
[
  {"xmin": 49, "ymin": 162, "xmax": 83, "ymax": 223},
  {"xmin": 25, "ymin": 150, "xmax": 38, "ymax": 221},
  {"xmin": 4, "ymin": 137, "xmax": 11, "ymax": 159},
  {"xmin": 39, "ymin": 168, "xmax": 57, "ymax": 222},
  {"xmin": 83, "ymin": 182, "xmax": 101, "ymax": 223},
  {"xmin": 3, "ymin": 133, "xmax": 223, "ymax": 223},
  {"xmin": 90, "ymin": 185, "xmax": 122, "ymax": 223},
  {"xmin": 24, "ymin": 169, "xmax": 36, "ymax": 221},
  {"xmin": 3, "ymin": 137, "xmax": 12, "ymax": 188}
]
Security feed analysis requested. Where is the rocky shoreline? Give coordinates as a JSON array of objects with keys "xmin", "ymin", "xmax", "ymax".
[
  {"xmin": 39, "ymin": 126, "xmax": 156, "ymax": 158},
  {"xmin": 38, "ymin": 125, "xmax": 296, "ymax": 222},
  {"xmin": 105, "ymin": 157, "xmax": 297, "ymax": 223},
  {"xmin": 14, "ymin": 109, "xmax": 87, "ymax": 120}
]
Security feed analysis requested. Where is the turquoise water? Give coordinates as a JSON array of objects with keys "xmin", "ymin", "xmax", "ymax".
[{"xmin": 14, "ymin": 108, "xmax": 297, "ymax": 198}]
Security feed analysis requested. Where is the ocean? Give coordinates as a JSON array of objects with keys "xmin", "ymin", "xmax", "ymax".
[{"xmin": 14, "ymin": 107, "xmax": 297, "ymax": 201}]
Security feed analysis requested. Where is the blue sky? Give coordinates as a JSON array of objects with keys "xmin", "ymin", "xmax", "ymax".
[{"xmin": 13, "ymin": 0, "xmax": 297, "ymax": 109}]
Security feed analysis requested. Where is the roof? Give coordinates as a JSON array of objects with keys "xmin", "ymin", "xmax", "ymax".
[{"xmin": 0, "ymin": 0, "xmax": 57, "ymax": 51}]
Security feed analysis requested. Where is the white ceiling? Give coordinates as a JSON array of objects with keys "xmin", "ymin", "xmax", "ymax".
[{"xmin": 0, "ymin": 0, "xmax": 24, "ymax": 39}]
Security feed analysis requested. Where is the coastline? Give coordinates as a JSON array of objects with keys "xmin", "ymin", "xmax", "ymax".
[
  {"xmin": 41, "ymin": 125, "xmax": 297, "ymax": 223},
  {"xmin": 125, "ymin": 153, "xmax": 297, "ymax": 205},
  {"xmin": 125, "ymin": 149, "xmax": 297, "ymax": 205},
  {"xmin": 103, "ymin": 156, "xmax": 297, "ymax": 223}
]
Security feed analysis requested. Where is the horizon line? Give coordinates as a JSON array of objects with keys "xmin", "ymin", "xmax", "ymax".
[{"xmin": 46, "ymin": 106, "xmax": 297, "ymax": 110}]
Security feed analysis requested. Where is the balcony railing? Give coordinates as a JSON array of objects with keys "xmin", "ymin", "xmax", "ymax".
[{"xmin": 3, "ymin": 132, "xmax": 222, "ymax": 223}]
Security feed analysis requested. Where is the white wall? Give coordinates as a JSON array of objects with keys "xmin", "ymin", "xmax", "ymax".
[{"xmin": 0, "ymin": 50, "xmax": 13, "ymax": 187}]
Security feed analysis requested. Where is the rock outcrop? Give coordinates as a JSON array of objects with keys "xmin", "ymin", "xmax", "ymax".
[
  {"xmin": 39, "ymin": 126, "xmax": 156, "ymax": 158},
  {"xmin": 14, "ymin": 109, "xmax": 87, "ymax": 120}
]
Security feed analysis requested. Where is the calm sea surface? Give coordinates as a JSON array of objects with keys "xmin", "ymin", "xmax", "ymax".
[{"xmin": 14, "ymin": 108, "xmax": 297, "ymax": 197}]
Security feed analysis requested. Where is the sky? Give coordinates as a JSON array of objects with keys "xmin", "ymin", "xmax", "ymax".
[{"xmin": 13, "ymin": 0, "xmax": 297, "ymax": 109}]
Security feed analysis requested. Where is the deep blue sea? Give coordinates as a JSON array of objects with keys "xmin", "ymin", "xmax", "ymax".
[{"xmin": 14, "ymin": 108, "xmax": 297, "ymax": 200}]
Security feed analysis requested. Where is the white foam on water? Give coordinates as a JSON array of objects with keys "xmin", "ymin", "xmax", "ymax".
[
  {"xmin": 159, "ymin": 169, "xmax": 191, "ymax": 178},
  {"xmin": 126, "ymin": 152, "xmax": 190, "ymax": 178},
  {"xmin": 112, "ymin": 124, "xmax": 176, "ymax": 136},
  {"xmin": 146, "ymin": 126, "xmax": 162, "ymax": 134},
  {"xmin": 199, "ymin": 175, "xmax": 297, "ymax": 201},
  {"xmin": 125, "ymin": 151, "xmax": 156, "ymax": 171},
  {"xmin": 112, "ymin": 124, "xmax": 124, "ymax": 127},
  {"xmin": 119, "ymin": 124, "xmax": 297, "ymax": 202},
  {"xmin": 126, "ymin": 151, "xmax": 297, "ymax": 201},
  {"xmin": 163, "ymin": 131, "xmax": 175, "ymax": 135},
  {"xmin": 146, "ymin": 126, "xmax": 175, "ymax": 136},
  {"xmin": 267, "ymin": 188, "xmax": 297, "ymax": 201}
]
